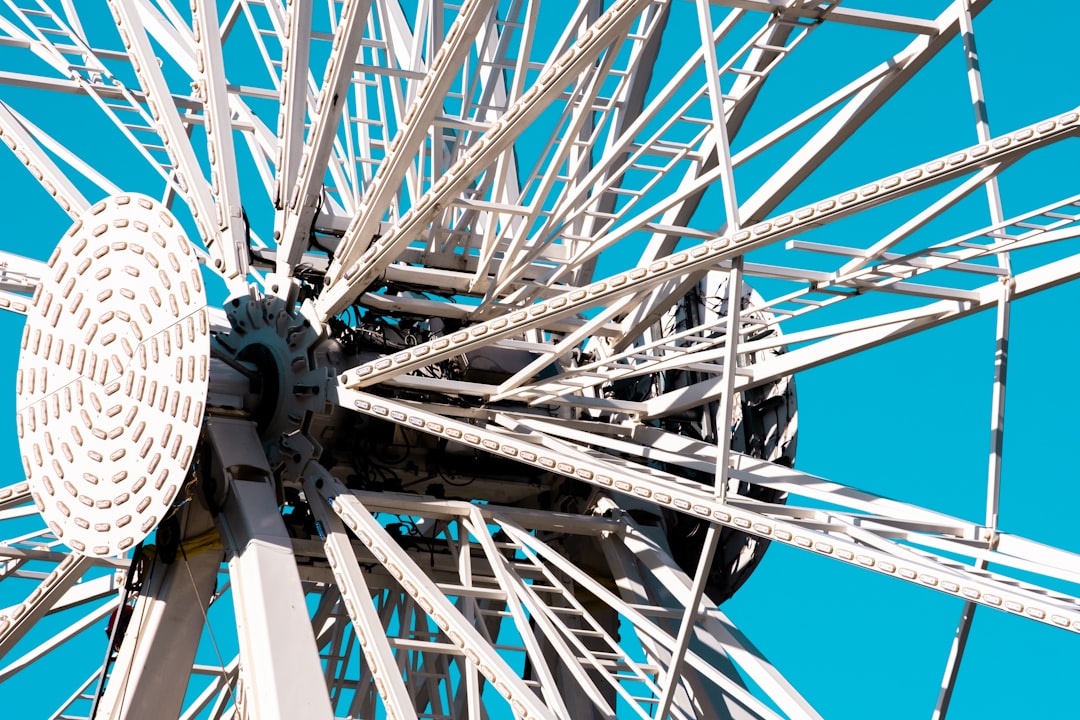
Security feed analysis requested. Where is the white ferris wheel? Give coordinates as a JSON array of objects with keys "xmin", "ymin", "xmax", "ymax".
[{"xmin": 0, "ymin": 0, "xmax": 1076, "ymax": 718}]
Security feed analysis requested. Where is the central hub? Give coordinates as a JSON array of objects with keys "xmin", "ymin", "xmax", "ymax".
[
  {"xmin": 234, "ymin": 342, "xmax": 282, "ymax": 436},
  {"xmin": 213, "ymin": 291, "xmax": 334, "ymax": 482}
]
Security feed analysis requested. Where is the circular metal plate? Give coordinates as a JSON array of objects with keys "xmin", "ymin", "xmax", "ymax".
[{"xmin": 16, "ymin": 194, "xmax": 210, "ymax": 556}]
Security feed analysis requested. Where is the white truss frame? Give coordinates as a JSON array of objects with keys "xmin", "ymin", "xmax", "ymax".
[{"xmin": 0, "ymin": 1, "xmax": 1074, "ymax": 719}]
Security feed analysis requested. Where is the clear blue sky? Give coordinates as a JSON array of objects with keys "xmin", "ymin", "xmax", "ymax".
[
  {"xmin": 721, "ymin": 3, "xmax": 1080, "ymax": 718},
  {"xmin": 0, "ymin": 2, "xmax": 1077, "ymax": 718}
]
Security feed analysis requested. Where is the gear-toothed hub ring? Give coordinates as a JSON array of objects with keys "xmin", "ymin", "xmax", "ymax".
[{"xmin": 214, "ymin": 292, "xmax": 332, "ymax": 482}]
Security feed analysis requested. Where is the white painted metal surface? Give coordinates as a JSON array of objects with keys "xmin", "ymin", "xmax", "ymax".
[
  {"xmin": 0, "ymin": 1, "xmax": 1073, "ymax": 719},
  {"xmin": 16, "ymin": 194, "xmax": 209, "ymax": 557}
]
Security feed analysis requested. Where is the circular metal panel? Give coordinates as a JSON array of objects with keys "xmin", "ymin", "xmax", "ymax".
[{"xmin": 16, "ymin": 194, "xmax": 210, "ymax": 556}]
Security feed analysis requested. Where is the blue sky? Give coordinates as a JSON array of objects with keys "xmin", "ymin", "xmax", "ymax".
[
  {"xmin": 721, "ymin": 3, "xmax": 1080, "ymax": 718},
  {"xmin": 0, "ymin": 2, "xmax": 1077, "ymax": 718}
]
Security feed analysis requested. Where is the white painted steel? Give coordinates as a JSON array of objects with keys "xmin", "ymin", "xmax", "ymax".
[
  {"xmin": 16, "ymin": 194, "xmax": 210, "ymax": 557},
  {"xmin": 0, "ymin": 2, "xmax": 1074, "ymax": 719},
  {"xmin": 217, "ymin": 474, "xmax": 334, "ymax": 720},
  {"xmin": 95, "ymin": 530, "xmax": 222, "ymax": 719}
]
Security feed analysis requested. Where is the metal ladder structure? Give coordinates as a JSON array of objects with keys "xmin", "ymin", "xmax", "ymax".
[{"xmin": 0, "ymin": 1, "xmax": 1076, "ymax": 719}]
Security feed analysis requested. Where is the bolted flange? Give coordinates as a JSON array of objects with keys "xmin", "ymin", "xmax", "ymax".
[{"xmin": 213, "ymin": 286, "xmax": 333, "ymax": 485}]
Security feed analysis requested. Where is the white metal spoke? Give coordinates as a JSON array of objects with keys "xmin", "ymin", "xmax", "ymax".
[
  {"xmin": 97, "ymin": 536, "xmax": 222, "ymax": 719},
  {"xmin": 192, "ymin": 0, "xmax": 251, "ymax": 285},
  {"xmin": 0, "ymin": 2, "xmax": 1076, "ymax": 718},
  {"xmin": 276, "ymin": 0, "xmax": 374, "ymax": 276},
  {"xmin": 180, "ymin": 657, "xmax": 240, "ymax": 720},
  {"xmin": 314, "ymin": 470, "xmax": 555, "ymax": 720},
  {"xmin": 601, "ymin": 511, "xmax": 822, "ymax": 720},
  {"xmin": 330, "ymin": 0, "xmax": 496, "ymax": 280},
  {"xmin": 495, "ymin": 512, "xmax": 786, "ymax": 719},
  {"xmin": 302, "ymin": 467, "xmax": 419, "ymax": 720},
  {"xmin": 0, "ymin": 100, "xmax": 89, "ymax": 218},
  {"xmin": 730, "ymin": 0, "xmax": 991, "ymax": 232},
  {"xmin": 0, "ymin": 554, "xmax": 93, "ymax": 657},
  {"xmin": 317, "ymin": 0, "xmax": 659, "ymax": 318},
  {"xmin": 458, "ymin": 509, "xmax": 578, "ymax": 719},
  {"xmin": 335, "ymin": 387, "xmax": 1080, "ymax": 632},
  {"xmin": 0, "ymin": 595, "xmax": 117, "ymax": 684},
  {"xmin": 337, "ymin": 106, "xmax": 1079, "ymax": 392},
  {"xmin": 272, "ymin": 0, "xmax": 312, "ymax": 214},
  {"xmin": 644, "ymin": 249, "xmax": 1080, "ymax": 419},
  {"xmin": 104, "ymin": 0, "xmax": 222, "ymax": 273}
]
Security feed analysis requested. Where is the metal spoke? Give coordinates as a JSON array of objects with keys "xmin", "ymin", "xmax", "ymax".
[
  {"xmin": 0, "ymin": 2, "xmax": 1076, "ymax": 718},
  {"xmin": 276, "ymin": 0, "xmax": 374, "ymax": 277}
]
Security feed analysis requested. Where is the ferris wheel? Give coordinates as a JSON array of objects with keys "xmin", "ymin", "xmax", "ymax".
[{"xmin": 0, "ymin": 0, "xmax": 1076, "ymax": 718}]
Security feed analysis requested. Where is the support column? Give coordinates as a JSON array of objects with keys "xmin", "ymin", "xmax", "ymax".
[
  {"xmin": 217, "ymin": 478, "xmax": 334, "ymax": 720},
  {"xmin": 96, "ymin": 506, "xmax": 222, "ymax": 719}
]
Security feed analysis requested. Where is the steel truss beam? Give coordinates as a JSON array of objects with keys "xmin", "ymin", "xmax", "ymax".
[
  {"xmin": 329, "ymin": 0, "xmax": 497, "ymax": 279},
  {"xmin": 192, "ymin": 0, "xmax": 251, "ymax": 285},
  {"xmin": 710, "ymin": 1, "xmax": 940, "ymax": 35},
  {"xmin": 643, "ymin": 248, "xmax": 1080, "ymax": 419},
  {"xmin": 211, "ymin": 418, "xmax": 333, "ymax": 720},
  {"xmin": 335, "ymin": 105, "xmax": 1080, "ymax": 391},
  {"xmin": 317, "ymin": 0, "xmax": 660, "ymax": 317},
  {"xmin": 0, "ymin": 99, "xmax": 89, "ymax": 218},
  {"xmin": 276, "ymin": 0, "xmax": 374, "ymax": 276},
  {"xmin": 303, "ymin": 467, "xmax": 419, "ymax": 720},
  {"xmin": 601, "ymin": 511, "xmax": 822, "ymax": 720},
  {"xmin": 334, "ymin": 387, "xmax": 1080, "ymax": 634},
  {"xmin": 318, "ymin": 489, "xmax": 816, "ymax": 719},
  {"xmin": 105, "ymin": 0, "xmax": 223, "ymax": 276},
  {"xmin": 313, "ymin": 468, "xmax": 555, "ymax": 720},
  {"xmin": 0, "ymin": 553, "xmax": 93, "ymax": 657}
]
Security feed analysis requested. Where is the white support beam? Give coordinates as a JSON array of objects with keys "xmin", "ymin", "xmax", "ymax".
[
  {"xmin": 620, "ymin": 0, "xmax": 994, "ymax": 339},
  {"xmin": 97, "ymin": 544, "xmax": 223, "ymax": 719},
  {"xmin": 0, "ymin": 596, "xmax": 117, "ymax": 683},
  {"xmin": 710, "ymin": 0, "xmax": 940, "ymax": 35},
  {"xmin": 599, "ymin": 530, "xmax": 727, "ymax": 720},
  {"xmin": 0, "ymin": 554, "xmax": 93, "ymax": 658},
  {"xmin": 645, "ymin": 250, "xmax": 1080, "ymax": 419},
  {"xmin": 180, "ymin": 657, "xmax": 240, "ymax": 720},
  {"xmin": 276, "ymin": 0, "xmax": 375, "ymax": 277},
  {"xmin": 732, "ymin": 0, "xmax": 988, "ymax": 228},
  {"xmin": 334, "ymin": 387, "xmax": 1080, "ymax": 633},
  {"xmin": 495, "ymin": 514, "xmax": 783, "ymax": 720},
  {"xmin": 302, "ymin": 467, "xmax": 419, "ymax": 720},
  {"xmin": 604, "ymin": 507, "xmax": 823, "ymax": 720},
  {"xmin": 0, "ymin": 291, "xmax": 31, "ymax": 315},
  {"xmin": 0, "ymin": 483, "xmax": 31, "ymax": 511},
  {"xmin": 316, "ymin": 0, "xmax": 658, "ymax": 318},
  {"xmin": 273, "ymin": 0, "xmax": 313, "ymax": 211},
  {"xmin": 50, "ymin": 572, "xmax": 122, "ymax": 613},
  {"xmin": 655, "ymin": 521, "xmax": 724, "ymax": 720},
  {"xmin": 105, "ymin": 0, "xmax": 222, "ymax": 276},
  {"xmin": 214, "ymin": 422, "xmax": 333, "ymax": 720},
  {"xmin": 312, "ymin": 470, "xmax": 556, "ymax": 720},
  {"xmin": 472, "ymin": 418, "xmax": 1079, "ymax": 582},
  {"xmin": 192, "ymin": 0, "xmax": 250, "ymax": 285},
  {"xmin": 332, "ymin": 0, "xmax": 496, "ymax": 275},
  {"xmin": 336, "ymin": 106, "xmax": 1080, "ymax": 390},
  {"xmin": 0, "ymin": 99, "xmax": 89, "ymax": 218},
  {"xmin": 460, "ymin": 509, "xmax": 577, "ymax": 719}
]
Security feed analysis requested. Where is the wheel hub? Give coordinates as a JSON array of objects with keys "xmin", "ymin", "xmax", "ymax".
[{"xmin": 213, "ymin": 291, "xmax": 334, "ymax": 484}]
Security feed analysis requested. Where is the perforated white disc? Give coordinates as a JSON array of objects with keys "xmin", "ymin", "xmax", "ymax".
[{"xmin": 16, "ymin": 194, "xmax": 210, "ymax": 556}]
